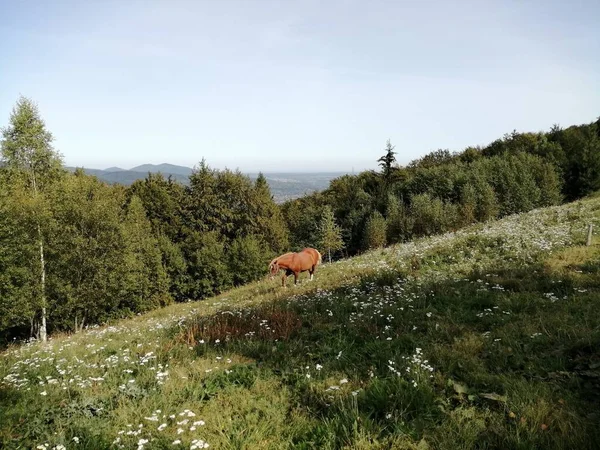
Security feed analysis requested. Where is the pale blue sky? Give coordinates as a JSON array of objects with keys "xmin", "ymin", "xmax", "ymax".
[{"xmin": 1, "ymin": 0, "xmax": 598, "ymax": 172}]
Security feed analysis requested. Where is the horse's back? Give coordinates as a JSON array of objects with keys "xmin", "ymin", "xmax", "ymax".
[
  {"xmin": 287, "ymin": 251, "xmax": 313, "ymax": 271},
  {"xmin": 300, "ymin": 247, "xmax": 321, "ymax": 266}
]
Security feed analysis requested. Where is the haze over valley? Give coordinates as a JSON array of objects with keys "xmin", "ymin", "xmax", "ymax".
[{"xmin": 66, "ymin": 163, "xmax": 347, "ymax": 202}]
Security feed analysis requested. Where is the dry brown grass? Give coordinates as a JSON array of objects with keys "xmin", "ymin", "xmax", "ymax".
[{"xmin": 179, "ymin": 304, "xmax": 303, "ymax": 346}]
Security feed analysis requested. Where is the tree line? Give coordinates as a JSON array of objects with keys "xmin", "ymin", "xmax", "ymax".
[
  {"xmin": 0, "ymin": 97, "xmax": 288, "ymax": 343},
  {"xmin": 1, "ymin": 95, "xmax": 598, "ymax": 343},
  {"xmin": 282, "ymin": 121, "xmax": 600, "ymax": 258}
]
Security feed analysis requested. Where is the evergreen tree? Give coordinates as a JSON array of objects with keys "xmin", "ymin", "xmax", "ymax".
[
  {"xmin": 0, "ymin": 96, "xmax": 64, "ymax": 341},
  {"xmin": 250, "ymin": 172, "xmax": 289, "ymax": 253},
  {"xmin": 378, "ymin": 139, "xmax": 397, "ymax": 181},
  {"xmin": 121, "ymin": 196, "xmax": 171, "ymax": 313},
  {"xmin": 318, "ymin": 205, "xmax": 344, "ymax": 263},
  {"xmin": 127, "ymin": 172, "xmax": 185, "ymax": 239}
]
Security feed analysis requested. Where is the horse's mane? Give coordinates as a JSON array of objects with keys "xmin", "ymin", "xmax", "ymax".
[{"xmin": 269, "ymin": 252, "xmax": 295, "ymax": 272}]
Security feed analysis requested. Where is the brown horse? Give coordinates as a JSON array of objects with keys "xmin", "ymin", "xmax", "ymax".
[{"xmin": 269, "ymin": 247, "xmax": 322, "ymax": 287}]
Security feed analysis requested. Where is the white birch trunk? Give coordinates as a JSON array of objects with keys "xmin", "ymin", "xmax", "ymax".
[
  {"xmin": 31, "ymin": 170, "xmax": 48, "ymax": 342},
  {"xmin": 38, "ymin": 224, "xmax": 47, "ymax": 342}
]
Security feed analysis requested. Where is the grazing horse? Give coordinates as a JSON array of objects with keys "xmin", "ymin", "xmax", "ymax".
[{"xmin": 269, "ymin": 247, "xmax": 322, "ymax": 287}]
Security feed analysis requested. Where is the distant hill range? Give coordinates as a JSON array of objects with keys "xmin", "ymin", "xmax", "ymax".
[{"xmin": 66, "ymin": 163, "xmax": 347, "ymax": 203}]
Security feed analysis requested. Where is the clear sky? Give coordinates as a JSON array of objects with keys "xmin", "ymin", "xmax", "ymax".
[{"xmin": 1, "ymin": 0, "xmax": 599, "ymax": 172}]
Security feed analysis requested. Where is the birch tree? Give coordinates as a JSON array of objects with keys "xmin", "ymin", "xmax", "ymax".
[
  {"xmin": 0, "ymin": 96, "xmax": 64, "ymax": 341},
  {"xmin": 318, "ymin": 205, "xmax": 344, "ymax": 263}
]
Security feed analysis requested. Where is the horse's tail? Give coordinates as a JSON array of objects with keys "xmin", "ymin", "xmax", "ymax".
[{"xmin": 316, "ymin": 249, "xmax": 322, "ymax": 265}]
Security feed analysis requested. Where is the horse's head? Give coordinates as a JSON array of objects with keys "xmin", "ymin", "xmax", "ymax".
[{"xmin": 268, "ymin": 259, "xmax": 280, "ymax": 279}]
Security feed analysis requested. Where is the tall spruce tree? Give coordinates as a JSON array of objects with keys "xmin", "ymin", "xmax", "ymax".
[{"xmin": 378, "ymin": 139, "xmax": 397, "ymax": 181}]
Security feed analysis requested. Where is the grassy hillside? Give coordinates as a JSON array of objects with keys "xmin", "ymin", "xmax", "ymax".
[{"xmin": 1, "ymin": 196, "xmax": 600, "ymax": 449}]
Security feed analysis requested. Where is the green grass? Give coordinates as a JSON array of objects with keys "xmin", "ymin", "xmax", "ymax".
[{"xmin": 2, "ymin": 197, "xmax": 600, "ymax": 449}]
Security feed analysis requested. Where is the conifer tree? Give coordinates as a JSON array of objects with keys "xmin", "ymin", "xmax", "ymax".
[
  {"xmin": 378, "ymin": 139, "xmax": 397, "ymax": 181},
  {"xmin": 121, "ymin": 196, "xmax": 171, "ymax": 312}
]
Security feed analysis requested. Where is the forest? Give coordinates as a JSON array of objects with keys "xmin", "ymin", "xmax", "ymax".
[{"xmin": 1, "ymin": 95, "xmax": 599, "ymax": 344}]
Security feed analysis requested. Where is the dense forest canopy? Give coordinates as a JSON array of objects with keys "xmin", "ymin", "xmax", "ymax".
[
  {"xmin": 282, "ymin": 118, "xmax": 600, "ymax": 257},
  {"xmin": 1, "ymin": 95, "xmax": 598, "ymax": 343}
]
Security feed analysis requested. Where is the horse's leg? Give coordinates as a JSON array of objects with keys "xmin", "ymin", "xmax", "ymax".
[
  {"xmin": 294, "ymin": 271, "xmax": 299, "ymax": 285},
  {"xmin": 281, "ymin": 272, "xmax": 286, "ymax": 288},
  {"xmin": 310, "ymin": 265, "xmax": 315, "ymax": 281}
]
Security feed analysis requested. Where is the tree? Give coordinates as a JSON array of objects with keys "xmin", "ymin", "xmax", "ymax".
[
  {"xmin": 385, "ymin": 194, "xmax": 413, "ymax": 244},
  {"xmin": 184, "ymin": 231, "xmax": 232, "ymax": 299},
  {"xmin": 0, "ymin": 96, "xmax": 64, "ymax": 341},
  {"xmin": 378, "ymin": 139, "xmax": 397, "ymax": 181},
  {"xmin": 362, "ymin": 211, "xmax": 387, "ymax": 250},
  {"xmin": 318, "ymin": 205, "xmax": 344, "ymax": 263},
  {"xmin": 0, "ymin": 177, "xmax": 38, "ymax": 341},
  {"xmin": 228, "ymin": 235, "xmax": 269, "ymax": 285},
  {"xmin": 410, "ymin": 193, "xmax": 447, "ymax": 236},
  {"xmin": 474, "ymin": 179, "xmax": 499, "ymax": 222},
  {"xmin": 250, "ymin": 172, "xmax": 289, "ymax": 253},
  {"xmin": 121, "ymin": 196, "xmax": 171, "ymax": 313},
  {"xmin": 47, "ymin": 173, "xmax": 127, "ymax": 331},
  {"xmin": 127, "ymin": 172, "xmax": 185, "ymax": 239},
  {"xmin": 459, "ymin": 183, "xmax": 477, "ymax": 225}
]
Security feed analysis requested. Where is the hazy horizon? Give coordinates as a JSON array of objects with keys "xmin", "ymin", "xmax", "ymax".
[
  {"xmin": 68, "ymin": 161, "xmax": 353, "ymax": 174},
  {"xmin": 1, "ymin": 0, "xmax": 599, "ymax": 172}
]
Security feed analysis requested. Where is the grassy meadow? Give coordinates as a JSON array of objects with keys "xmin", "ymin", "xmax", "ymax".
[{"xmin": 2, "ymin": 195, "xmax": 600, "ymax": 449}]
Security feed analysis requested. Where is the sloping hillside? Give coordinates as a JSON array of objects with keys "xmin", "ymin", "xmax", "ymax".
[{"xmin": 1, "ymin": 196, "xmax": 600, "ymax": 449}]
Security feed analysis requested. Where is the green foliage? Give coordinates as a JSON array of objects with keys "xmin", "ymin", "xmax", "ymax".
[
  {"xmin": 281, "ymin": 194, "xmax": 324, "ymax": 251},
  {"xmin": 377, "ymin": 139, "xmax": 397, "ymax": 180},
  {"xmin": 0, "ymin": 177, "xmax": 37, "ymax": 340},
  {"xmin": 1, "ymin": 94, "xmax": 599, "ymax": 351},
  {"xmin": 474, "ymin": 177, "xmax": 499, "ymax": 221},
  {"xmin": 385, "ymin": 195, "xmax": 413, "ymax": 244},
  {"xmin": 459, "ymin": 182, "xmax": 477, "ymax": 225},
  {"xmin": 552, "ymin": 123, "xmax": 600, "ymax": 200},
  {"xmin": 3, "ymin": 195, "xmax": 600, "ymax": 449},
  {"xmin": 46, "ymin": 173, "xmax": 127, "ymax": 330},
  {"xmin": 1, "ymin": 96, "xmax": 65, "ymax": 340},
  {"xmin": 184, "ymin": 231, "xmax": 232, "ymax": 299},
  {"xmin": 362, "ymin": 211, "xmax": 387, "ymax": 250},
  {"xmin": 0, "ymin": 96, "xmax": 64, "ymax": 190},
  {"xmin": 408, "ymin": 148, "xmax": 454, "ymax": 169},
  {"xmin": 121, "ymin": 196, "xmax": 172, "ymax": 313},
  {"xmin": 157, "ymin": 234, "xmax": 188, "ymax": 302},
  {"xmin": 228, "ymin": 235, "xmax": 269, "ymax": 286},
  {"xmin": 127, "ymin": 172, "xmax": 185, "ymax": 239},
  {"xmin": 249, "ymin": 172, "xmax": 289, "ymax": 254},
  {"xmin": 410, "ymin": 193, "xmax": 449, "ymax": 236},
  {"xmin": 318, "ymin": 205, "xmax": 344, "ymax": 263}
]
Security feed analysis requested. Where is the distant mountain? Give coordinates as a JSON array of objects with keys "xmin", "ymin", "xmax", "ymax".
[
  {"xmin": 129, "ymin": 163, "xmax": 193, "ymax": 176},
  {"xmin": 64, "ymin": 164, "xmax": 347, "ymax": 203}
]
